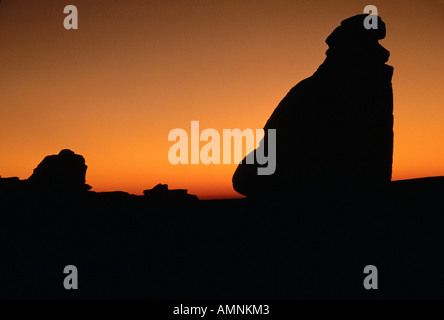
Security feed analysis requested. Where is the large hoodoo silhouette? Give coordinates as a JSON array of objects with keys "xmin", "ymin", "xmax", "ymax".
[{"xmin": 233, "ymin": 14, "xmax": 394, "ymax": 197}]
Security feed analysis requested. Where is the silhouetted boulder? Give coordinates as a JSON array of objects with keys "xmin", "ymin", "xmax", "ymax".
[
  {"xmin": 143, "ymin": 183, "xmax": 199, "ymax": 202},
  {"xmin": 0, "ymin": 176, "xmax": 27, "ymax": 193},
  {"xmin": 27, "ymin": 149, "xmax": 92, "ymax": 192},
  {"xmin": 233, "ymin": 14, "xmax": 394, "ymax": 197},
  {"xmin": 0, "ymin": 176, "xmax": 20, "ymax": 184}
]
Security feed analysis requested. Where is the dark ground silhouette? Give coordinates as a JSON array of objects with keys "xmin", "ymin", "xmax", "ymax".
[
  {"xmin": 1, "ymin": 173, "xmax": 444, "ymax": 299},
  {"xmin": 1, "ymin": 14, "xmax": 444, "ymax": 299}
]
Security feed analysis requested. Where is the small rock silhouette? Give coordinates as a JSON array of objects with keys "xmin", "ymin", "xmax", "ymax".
[
  {"xmin": 27, "ymin": 149, "xmax": 92, "ymax": 192},
  {"xmin": 143, "ymin": 183, "xmax": 199, "ymax": 202}
]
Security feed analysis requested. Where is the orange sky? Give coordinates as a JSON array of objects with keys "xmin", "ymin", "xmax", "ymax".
[{"xmin": 0, "ymin": 0, "xmax": 443, "ymax": 199}]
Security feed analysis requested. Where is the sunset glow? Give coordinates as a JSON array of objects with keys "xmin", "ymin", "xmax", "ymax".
[{"xmin": 1, "ymin": 0, "xmax": 443, "ymax": 199}]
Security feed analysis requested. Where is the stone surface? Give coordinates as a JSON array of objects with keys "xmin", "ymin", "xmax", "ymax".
[
  {"xmin": 233, "ymin": 14, "xmax": 394, "ymax": 197},
  {"xmin": 27, "ymin": 149, "xmax": 92, "ymax": 192},
  {"xmin": 143, "ymin": 183, "xmax": 199, "ymax": 201}
]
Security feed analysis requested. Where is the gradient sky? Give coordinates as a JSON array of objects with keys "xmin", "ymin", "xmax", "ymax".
[{"xmin": 1, "ymin": 0, "xmax": 443, "ymax": 199}]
